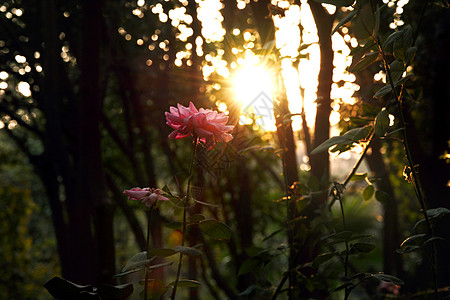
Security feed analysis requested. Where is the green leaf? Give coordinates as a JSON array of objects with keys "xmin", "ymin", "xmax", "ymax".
[
  {"xmin": 362, "ymin": 185, "xmax": 374, "ymax": 200},
  {"xmin": 189, "ymin": 214, "xmax": 206, "ymax": 223},
  {"xmin": 350, "ymin": 51, "xmax": 379, "ymax": 73},
  {"xmin": 174, "ymin": 245, "xmax": 202, "ymax": 257},
  {"xmin": 383, "ymin": 31, "xmax": 403, "ymax": 50},
  {"xmin": 374, "ymin": 74, "xmax": 413, "ymax": 98},
  {"xmin": 311, "ymin": 126, "xmax": 371, "ymax": 155},
  {"xmin": 350, "ymin": 41, "xmax": 376, "ymax": 56},
  {"xmin": 168, "ymin": 279, "xmax": 201, "ymax": 288},
  {"xmin": 393, "ymin": 40, "xmax": 405, "ymax": 61},
  {"xmin": 352, "ymin": 3, "xmax": 375, "ymax": 39},
  {"xmin": 325, "ymin": 231, "xmax": 353, "ymax": 240},
  {"xmin": 374, "ymin": 84, "xmax": 393, "ymax": 98},
  {"xmin": 313, "ymin": 0, "xmax": 355, "ymax": 6},
  {"xmin": 312, "ymin": 252, "xmax": 336, "ymax": 268},
  {"xmin": 396, "ymin": 245, "xmax": 421, "ymax": 254},
  {"xmin": 389, "ymin": 60, "xmax": 405, "ymax": 83},
  {"xmin": 147, "ymin": 248, "xmax": 177, "ymax": 258},
  {"xmin": 349, "ymin": 242, "xmax": 376, "ymax": 254},
  {"xmin": 311, "ymin": 136, "xmax": 349, "ymax": 155},
  {"xmin": 165, "ymin": 221, "xmax": 183, "ymax": 230},
  {"xmin": 351, "ymin": 173, "xmax": 368, "ymax": 181},
  {"xmin": 373, "ymin": 5, "xmax": 381, "ymax": 39},
  {"xmin": 238, "ymin": 285, "xmax": 258, "ymax": 296},
  {"xmin": 238, "ymin": 258, "xmax": 261, "ymax": 275},
  {"xmin": 400, "ymin": 234, "xmax": 426, "ymax": 247},
  {"xmin": 406, "ymin": 46, "xmax": 417, "ymax": 65},
  {"xmin": 374, "ymin": 109, "xmax": 390, "ymax": 137},
  {"xmin": 375, "ymin": 190, "xmax": 391, "ymax": 203},
  {"xmin": 412, "ymin": 218, "xmax": 426, "ymax": 231},
  {"xmin": 198, "ymin": 219, "xmax": 232, "ymax": 241},
  {"xmin": 348, "ymin": 234, "xmax": 374, "ymax": 242},
  {"xmin": 332, "ymin": 9, "xmax": 358, "ymax": 35},
  {"xmin": 423, "ymin": 237, "xmax": 445, "ymax": 247},
  {"xmin": 122, "ymin": 251, "xmax": 153, "ymax": 272},
  {"xmin": 372, "ymin": 274, "xmax": 404, "ymax": 285},
  {"xmin": 426, "ymin": 207, "xmax": 450, "ymax": 219},
  {"xmin": 362, "ymin": 102, "xmax": 380, "ymax": 117},
  {"xmin": 193, "ymin": 198, "xmax": 219, "ymax": 207},
  {"xmin": 341, "ymin": 126, "xmax": 372, "ymax": 141}
]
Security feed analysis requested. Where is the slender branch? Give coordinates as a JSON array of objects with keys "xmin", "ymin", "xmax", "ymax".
[
  {"xmin": 0, "ymin": 106, "xmax": 44, "ymax": 137},
  {"xmin": 171, "ymin": 138, "xmax": 199, "ymax": 300},
  {"xmin": 373, "ymin": 2, "xmax": 437, "ymax": 293},
  {"xmin": 328, "ymin": 129, "xmax": 374, "ymax": 210}
]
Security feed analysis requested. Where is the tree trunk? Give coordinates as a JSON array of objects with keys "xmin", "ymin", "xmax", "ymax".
[
  {"xmin": 366, "ymin": 142, "xmax": 403, "ymax": 277},
  {"xmin": 79, "ymin": 0, "xmax": 115, "ymax": 283},
  {"xmin": 308, "ymin": 1, "xmax": 334, "ymax": 201}
]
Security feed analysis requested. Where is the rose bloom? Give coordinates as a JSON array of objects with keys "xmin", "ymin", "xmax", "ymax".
[
  {"xmin": 165, "ymin": 101, "xmax": 234, "ymax": 149},
  {"xmin": 123, "ymin": 187, "xmax": 169, "ymax": 208}
]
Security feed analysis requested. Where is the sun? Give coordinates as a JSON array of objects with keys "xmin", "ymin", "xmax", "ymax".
[
  {"xmin": 232, "ymin": 65, "xmax": 274, "ymax": 107},
  {"xmin": 232, "ymin": 62, "xmax": 277, "ymax": 131}
]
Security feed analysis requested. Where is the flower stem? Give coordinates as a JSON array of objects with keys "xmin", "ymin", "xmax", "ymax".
[
  {"xmin": 170, "ymin": 138, "xmax": 199, "ymax": 300},
  {"xmin": 144, "ymin": 205, "xmax": 154, "ymax": 300}
]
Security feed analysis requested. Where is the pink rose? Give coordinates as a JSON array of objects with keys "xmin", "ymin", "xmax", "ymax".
[
  {"xmin": 123, "ymin": 187, "xmax": 169, "ymax": 208},
  {"xmin": 165, "ymin": 102, "xmax": 198, "ymax": 140},
  {"xmin": 165, "ymin": 102, "xmax": 234, "ymax": 149}
]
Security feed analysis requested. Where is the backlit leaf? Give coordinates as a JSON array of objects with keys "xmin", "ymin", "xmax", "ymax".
[
  {"xmin": 375, "ymin": 190, "xmax": 391, "ymax": 203},
  {"xmin": 147, "ymin": 248, "xmax": 177, "ymax": 258},
  {"xmin": 374, "ymin": 109, "xmax": 390, "ymax": 137},
  {"xmin": 311, "ymin": 126, "xmax": 371, "ymax": 155},
  {"xmin": 198, "ymin": 219, "xmax": 232, "ymax": 241},
  {"xmin": 174, "ymin": 245, "xmax": 202, "ymax": 257},
  {"xmin": 349, "ymin": 242, "xmax": 376, "ymax": 254},
  {"xmin": 363, "ymin": 185, "xmax": 374, "ymax": 200},
  {"xmin": 351, "ymin": 173, "xmax": 368, "ymax": 181},
  {"xmin": 122, "ymin": 251, "xmax": 153, "ymax": 272},
  {"xmin": 332, "ymin": 9, "xmax": 358, "ymax": 35},
  {"xmin": 373, "ymin": 274, "xmax": 404, "ymax": 285},
  {"xmin": 312, "ymin": 252, "xmax": 336, "ymax": 268},
  {"xmin": 350, "ymin": 51, "xmax": 379, "ymax": 73},
  {"xmin": 400, "ymin": 234, "xmax": 426, "ymax": 247}
]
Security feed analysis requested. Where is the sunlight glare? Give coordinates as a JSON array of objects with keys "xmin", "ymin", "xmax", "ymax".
[{"xmin": 232, "ymin": 62, "xmax": 276, "ymax": 131}]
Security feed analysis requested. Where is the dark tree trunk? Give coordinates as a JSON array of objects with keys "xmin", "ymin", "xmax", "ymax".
[
  {"xmin": 366, "ymin": 142, "xmax": 403, "ymax": 277},
  {"xmin": 41, "ymin": 0, "xmax": 98, "ymax": 284},
  {"xmin": 79, "ymin": 0, "xmax": 115, "ymax": 283},
  {"xmin": 308, "ymin": 1, "xmax": 334, "ymax": 200}
]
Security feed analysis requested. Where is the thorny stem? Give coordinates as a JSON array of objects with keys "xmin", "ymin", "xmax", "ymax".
[
  {"xmin": 376, "ymin": 37, "xmax": 438, "ymax": 300},
  {"xmin": 170, "ymin": 137, "xmax": 199, "ymax": 300},
  {"xmin": 144, "ymin": 205, "xmax": 154, "ymax": 300}
]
